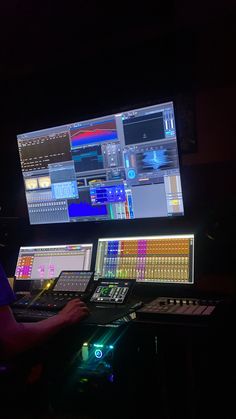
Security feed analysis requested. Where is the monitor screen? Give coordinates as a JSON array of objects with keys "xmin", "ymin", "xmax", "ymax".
[
  {"xmin": 17, "ymin": 101, "xmax": 184, "ymax": 224},
  {"xmin": 14, "ymin": 244, "xmax": 93, "ymax": 280},
  {"xmin": 94, "ymin": 235, "xmax": 194, "ymax": 285}
]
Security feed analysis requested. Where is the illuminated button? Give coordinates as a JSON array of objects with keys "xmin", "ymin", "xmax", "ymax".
[
  {"xmin": 94, "ymin": 349, "xmax": 103, "ymax": 359},
  {"xmin": 127, "ymin": 169, "xmax": 136, "ymax": 179}
]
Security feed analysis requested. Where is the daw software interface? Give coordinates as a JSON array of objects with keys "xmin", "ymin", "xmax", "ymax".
[
  {"xmin": 17, "ymin": 101, "xmax": 184, "ymax": 224},
  {"xmin": 14, "ymin": 244, "xmax": 93, "ymax": 280},
  {"xmin": 94, "ymin": 235, "xmax": 194, "ymax": 284}
]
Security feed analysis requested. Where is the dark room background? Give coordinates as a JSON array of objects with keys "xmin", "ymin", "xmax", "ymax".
[{"xmin": 0, "ymin": 1, "xmax": 235, "ymax": 294}]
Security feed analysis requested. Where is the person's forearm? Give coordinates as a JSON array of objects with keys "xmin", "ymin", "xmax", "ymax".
[
  {"xmin": 0, "ymin": 300, "xmax": 88, "ymax": 360},
  {"xmin": 21, "ymin": 313, "xmax": 68, "ymax": 345},
  {"xmin": 2, "ymin": 314, "xmax": 68, "ymax": 358}
]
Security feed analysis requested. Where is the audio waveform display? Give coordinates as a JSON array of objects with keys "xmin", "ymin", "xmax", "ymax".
[
  {"xmin": 70, "ymin": 120, "xmax": 118, "ymax": 147},
  {"xmin": 72, "ymin": 145, "xmax": 104, "ymax": 172},
  {"xmin": 136, "ymin": 148, "xmax": 174, "ymax": 172},
  {"xmin": 139, "ymin": 149, "xmax": 169, "ymax": 171}
]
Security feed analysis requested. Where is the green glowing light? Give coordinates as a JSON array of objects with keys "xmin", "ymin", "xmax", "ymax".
[{"xmin": 79, "ymin": 378, "xmax": 89, "ymax": 382}]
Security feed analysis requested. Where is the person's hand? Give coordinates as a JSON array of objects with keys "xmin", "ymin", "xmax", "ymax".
[{"xmin": 57, "ymin": 298, "xmax": 90, "ymax": 326}]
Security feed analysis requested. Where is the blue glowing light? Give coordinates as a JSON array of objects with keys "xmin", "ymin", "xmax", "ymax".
[
  {"xmin": 127, "ymin": 169, "xmax": 136, "ymax": 179},
  {"xmin": 94, "ymin": 349, "xmax": 103, "ymax": 359}
]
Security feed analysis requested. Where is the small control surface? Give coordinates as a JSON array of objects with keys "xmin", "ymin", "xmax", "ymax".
[{"xmin": 136, "ymin": 297, "xmax": 219, "ymax": 321}]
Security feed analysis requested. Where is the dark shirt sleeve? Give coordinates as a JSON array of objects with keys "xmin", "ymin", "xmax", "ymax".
[{"xmin": 0, "ymin": 263, "xmax": 16, "ymax": 307}]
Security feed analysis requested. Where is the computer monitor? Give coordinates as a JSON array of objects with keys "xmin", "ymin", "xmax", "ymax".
[
  {"xmin": 14, "ymin": 243, "xmax": 93, "ymax": 281},
  {"xmin": 17, "ymin": 101, "xmax": 184, "ymax": 224},
  {"xmin": 94, "ymin": 235, "xmax": 194, "ymax": 285}
]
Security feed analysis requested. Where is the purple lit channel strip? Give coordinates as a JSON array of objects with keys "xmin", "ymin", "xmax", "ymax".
[
  {"xmin": 106, "ymin": 239, "xmax": 150, "ymax": 280},
  {"xmin": 17, "ymin": 265, "xmax": 32, "ymax": 278},
  {"xmin": 137, "ymin": 240, "xmax": 147, "ymax": 280}
]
